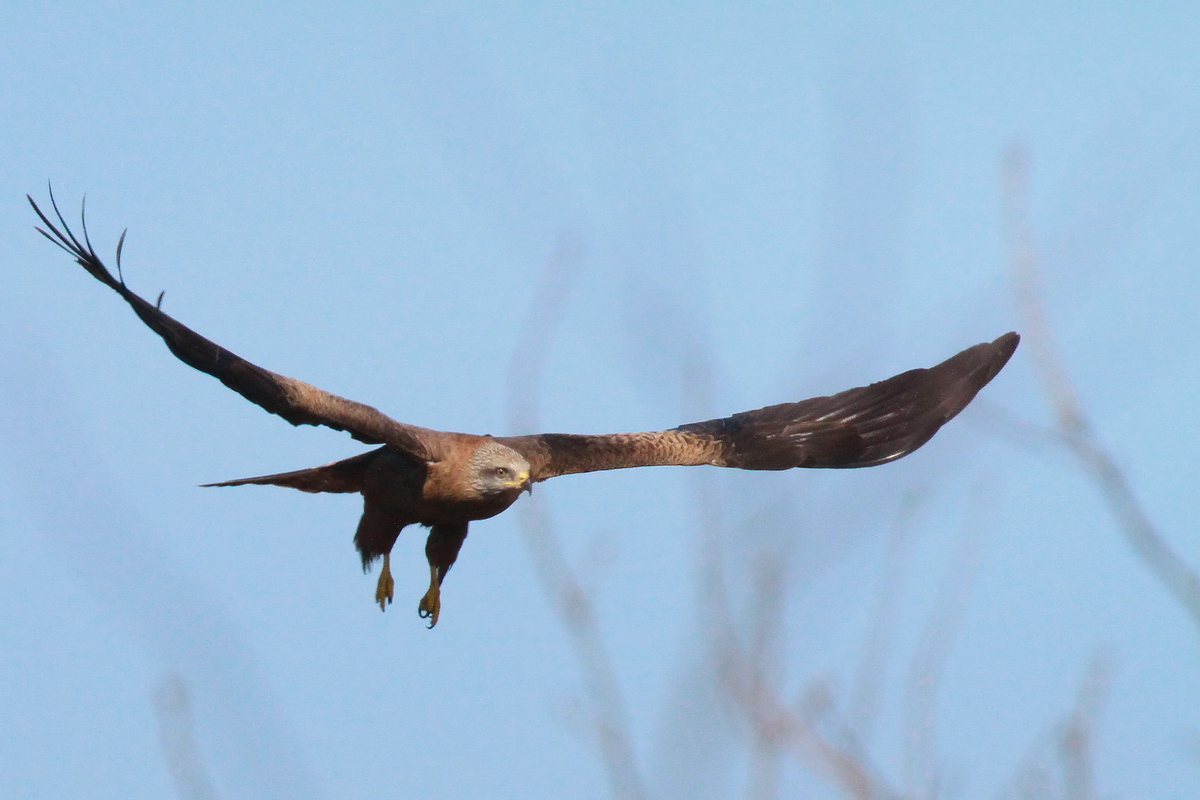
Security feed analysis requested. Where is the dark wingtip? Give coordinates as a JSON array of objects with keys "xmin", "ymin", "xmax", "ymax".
[
  {"xmin": 994, "ymin": 331, "xmax": 1020, "ymax": 357},
  {"xmin": 987, "ymin": 332, "xmax": 1021, "ymax": 377},
  {"xmin": 199, "ymin": 476, "xmax": 261, "ymax": 488},
  {"xmin": 950, "ymin": 331, "xmax": 1020, "ymax": 398},
  {"xmin": 29, "ymin": 186, "xmax": 128, "ymax": 292},
  {"xmin": 115, "ymin": 229, "xmax": 128, "ymax": 284}
]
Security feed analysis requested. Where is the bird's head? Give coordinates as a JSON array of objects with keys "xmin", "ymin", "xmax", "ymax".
[{"xmin": 470, "ymin": 440, "xmax": 533, "ymax": 498}]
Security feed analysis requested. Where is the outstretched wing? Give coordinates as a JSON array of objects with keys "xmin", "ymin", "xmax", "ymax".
[
  {"xmin": 502, "ymin": 332, "xmax": 1018, "ymax": 480},
  {"xmin": 30, "ymin": 191, "xmax": 442, "ymax": 461}
]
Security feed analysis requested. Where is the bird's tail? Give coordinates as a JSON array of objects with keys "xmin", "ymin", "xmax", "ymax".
[{"xmin": 202, "ymin": 449, "xmax": 379, "ymax": 494}]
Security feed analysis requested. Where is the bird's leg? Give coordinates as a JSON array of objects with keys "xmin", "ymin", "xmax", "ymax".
[
  {"xmin": 418, "ymin": 563, "xmax": 441, "ymax": 628},
  {"xmin": 375, "ymin": 552, "xmax": 394, "ymax": 611},
  {"xmin": 418, "ymin": 522, "xmax": 467, "ymax": 628}
]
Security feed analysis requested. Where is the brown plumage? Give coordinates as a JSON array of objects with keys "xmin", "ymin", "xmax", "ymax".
[{"xmin": 31, "ymin": 192, "xmax": 1019, "ymax": 626}]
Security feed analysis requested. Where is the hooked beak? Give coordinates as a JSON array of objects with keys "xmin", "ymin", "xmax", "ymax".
[{"xmin": 519, "ymin": 476, "xmax": 533, "ymax": 495}]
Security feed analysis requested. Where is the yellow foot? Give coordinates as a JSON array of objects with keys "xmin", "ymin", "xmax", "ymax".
[
  {"xmin": 417, "ymin": 564, "xmax": 441, "ymax": 628},
  {"xmin": 375, "ymin": 553, "xmax": 394, "ymax": 611}
]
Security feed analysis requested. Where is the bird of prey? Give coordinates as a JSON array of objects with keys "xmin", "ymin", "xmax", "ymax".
[{"xmin": 31, "ymin": 192, "xmax": 1019, "ymax": 627}]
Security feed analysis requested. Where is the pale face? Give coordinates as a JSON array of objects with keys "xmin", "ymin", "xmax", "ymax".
[{"xmin": 469, "ymin": 440, "xmax": 532, "ymax": 498}]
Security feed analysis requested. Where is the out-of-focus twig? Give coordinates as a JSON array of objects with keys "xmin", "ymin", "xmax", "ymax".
[
  {"xmin": 1059, "ymin": 651, "xmax": 1112, "ymax": 800},
  {"xmin": 506, "ymin": 233, "xmax": 647, "ymax": 800},
  {"xmin": 904, "ymin": 483, "xmax": 992, "ymax": 799},
  {"xmin": 993, "ymin": 651, "xmax": 1112, "ymax": 800},
  {"xmin": 1002, "ymin": 143, "xmax": 1200, "ymax": 637},
  {"xmin": 506, "ymin": 232, "xmax": 585, "ymax": 437},
  {"xmin": 745, "ymin": 546, "xmax": 788, "ymax": 800},
  {"xmin": 850, "ymin": 488, "xmax": 924, "ymax": 747},
  {"xmin": 717, "ymin": 548, "xmax": 901, "ymax": 800},
  {"xmin": 720, "ymin": 649, "xmax": 896, "ymax": 800},
  {"xmin": 1004, "ymin": 144, "xmax": 1087, "ymax": 435},
  {"xmin": 154, "ymin": 674, "xmax": 220, "ymax": 800}
]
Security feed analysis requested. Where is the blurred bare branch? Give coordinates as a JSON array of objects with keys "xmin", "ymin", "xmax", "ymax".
[
  {"xmin": 1059, "ymin": 651, "xmax": 1112, "ymax": 800},
  {"xmin": 507, "ymin": 233, "xmax": 647, "ymax": 800},
  {"xmin": 506, "ymin": 232, "xmax": 585, "ymax": 437},
  {"xmin": 154, "ymin": 674, "xmax": 220, "ymax": 800},
  {"xmin": 718, "ymin": 593, "xmax": 901, "ymax": 800},
  {"xmin": 1002, "ymin": 143, "xmax": 1200, "ymax": 636},
  {"xmin": 997, "ymin": 743, "xmax": 1055, "ymax": 800},
  {"xmin": 994, "ymin": 651, "xmax": 1113, "ymax": 800},
  {"xmin": 724, "ymin": 658, "xmax": 897, "ymax": 800},
  {"xmin": 0, "ymin": 330, "xmax": 321, "ymax": 800},
  {"xmin": 744, "ymin": 546, "xmax": 788, "ymax": 800},
  {"xmin": 851, "ymin": 489, "xmax": 924, "ymax": 746},
  {"xmin": 904, "ymin": 484, "xmax": 992, "ymax": 799}
]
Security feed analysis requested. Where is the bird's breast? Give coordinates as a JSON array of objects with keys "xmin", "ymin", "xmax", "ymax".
[
  {"xmin": 419, "ymin": 464, "xmax": 520, "ymax": 523},
  {"xmin": 361, "ymin": 448, "xmax": 523, "ymax": 524}
]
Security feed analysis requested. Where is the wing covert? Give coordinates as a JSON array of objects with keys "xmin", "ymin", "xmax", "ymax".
[{"xmin": 500, "ymin": 430, "xmax": 725, "ymax": 481}]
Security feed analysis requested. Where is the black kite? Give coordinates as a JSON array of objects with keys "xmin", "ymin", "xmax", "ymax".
[{"xmin": 30, "ymin": 192, "xmax": 1019, "ymax": 626}]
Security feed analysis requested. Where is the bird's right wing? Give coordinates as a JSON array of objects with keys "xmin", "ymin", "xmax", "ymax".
[
  {"xmin": 502, "ymin": 333, "xmax": 1018, "ymax": 480},
  {"xmin": 30, "ymin": 191, "xmax": 443, "ymax": 462}
]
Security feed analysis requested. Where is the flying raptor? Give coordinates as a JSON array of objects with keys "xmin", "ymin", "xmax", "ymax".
[{"xmin": 31, "ymin": 192, "xmax": 1019, "ymax": 627}]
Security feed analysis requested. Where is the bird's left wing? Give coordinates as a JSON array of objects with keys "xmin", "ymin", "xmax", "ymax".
[
  {"xmin": 30, "ymin": 192, "xmax": 443, "ymax": 461},
  {"xmin": 500, "ymin": 332, "xmax": 1018, "ymax": 481}
]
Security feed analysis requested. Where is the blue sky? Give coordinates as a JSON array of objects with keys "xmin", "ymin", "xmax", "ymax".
[{"xmin": 2, "ymin": 3, "xmax": 1198, "ymax": 798}]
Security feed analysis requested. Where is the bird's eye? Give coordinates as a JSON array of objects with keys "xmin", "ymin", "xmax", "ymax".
[{"xmin": 495, "ymin": 467, "xmax": 509, "ymax": 478}]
